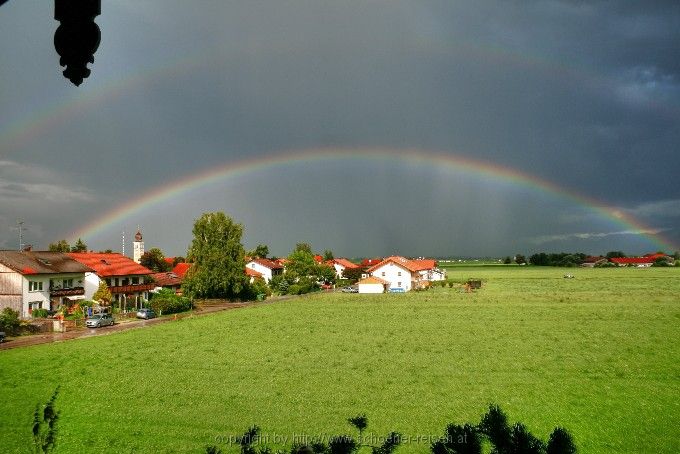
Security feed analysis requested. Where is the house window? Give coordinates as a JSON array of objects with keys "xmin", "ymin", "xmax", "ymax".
[
  {"xmin": 29, "ymin": 281, "xmax": 43, "ymax": 292},
  {"xmin": 131, "ymin": 277, "xmax": 139, "ymax": 285},
  {"xmin": 397, "ymin": 271, "xmax": 401, "ymax": 276},
  {"xmin": 62, "ymin": 278, "xmax": 73, "ymax": 288},
  {"xmin": 398, "ymin": 282, "xmax": 402, "ymax": 287},
  {"xmin": 381, "ymin": 272, "xmax": 385, "ymax": 276},
  {"xmin": 122, "ymin": 278, "xmax": 130, "ymax": 286}
]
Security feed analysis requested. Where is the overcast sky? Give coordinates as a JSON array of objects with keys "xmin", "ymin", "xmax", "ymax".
[{"xmin": 1, "ymin": 0, "xmax": 679, "ymax": 258}]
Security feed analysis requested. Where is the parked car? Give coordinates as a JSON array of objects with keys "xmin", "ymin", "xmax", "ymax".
[
  {"xmin": 136, "ymin": 308, "xmax": 157, "ymax": 320},
  {"xmin": 85, "ymin": 313, "xmax": 114, "ymax": 328},
  {"xmin": 0, "ymin": 331, "xmax": 5, "ymax": 343},
  {"xmin": 342, "ymin": 286, "xmax": 358, "ymax": 293}
]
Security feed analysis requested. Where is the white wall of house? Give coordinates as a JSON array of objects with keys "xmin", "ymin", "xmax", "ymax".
[
  {"xmin": 358, "ymin": 282, "xmax": 384, "ymax": 294},
  {"xmin": 22, "ymin": 275, "xmax": 50, "ymax": 318},
  {"xmin": 332, "ymin": 263, "xmax": 345, "ymax": 279},
  {"xmin": 246, "ymin": 261, "xmax": 278, "ymax": 283},
  {"xmin": 83, "ymin": 272, "xmax": 101, "ymax": 300},
  {"xmin": 19, "ymin": 273, "xmax": 86, "ymax": 317},
  {"xmin": 370, "ymin": 262, "xmax": 413, "ymax": 291}
]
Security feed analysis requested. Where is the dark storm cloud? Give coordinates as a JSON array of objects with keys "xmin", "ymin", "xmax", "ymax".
[{"xmin": 0, "ymin": 1, "xmax": 678, "ymax": 254}]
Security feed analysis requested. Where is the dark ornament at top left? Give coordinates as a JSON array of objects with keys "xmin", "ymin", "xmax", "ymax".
[{"xmin": 54, "ymin": 0, "xmax": 101, "ymax": 86}]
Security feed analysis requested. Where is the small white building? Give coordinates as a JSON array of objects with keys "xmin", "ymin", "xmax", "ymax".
[
  {"xmin": 245, "ymin": 258, "xmax": 283, "ymax": 283},
  {"xmin": 0, "ymin": 251, "xmax": 92, "ymax": 318},
  {"xmin": 357, "ymin": 276, "xmax": 388, "ymax": 294}
]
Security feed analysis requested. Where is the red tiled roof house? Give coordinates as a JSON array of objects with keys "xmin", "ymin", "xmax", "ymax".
[
  {"xmin": 245, "ymin": 258, "xmax": 283, "ymax": 283},
  {"xmin": 367, "ymin": 256, "xmax": 445, "ymax": 292},
  {"xmin": 327, "ymin": 258, "xmax": 360, "ymax": 279},
  {"xmin": 68, "ymin": 252, "xmax": 154, "ymax": 310},
  {"xmin": 0, "ymin": 251, "xmax": 93, "ymax": 318}
]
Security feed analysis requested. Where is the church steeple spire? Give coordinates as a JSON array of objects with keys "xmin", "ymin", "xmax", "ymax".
[{"xmin": 133, "ymin": 226, "xmax": 144, "ymax": 263}]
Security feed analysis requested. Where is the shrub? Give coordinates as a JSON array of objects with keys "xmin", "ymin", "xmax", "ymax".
[
  {"xmin": 31, "ymin": 309, "xmax": 50, "ymax": 319},
  {"xmin": 246, "ymin": 277, "xmax": 271, "ymax": 300},
  {"xmin": 0, "ymin": 307, "xmax": 21, "ymax": 335},
  {"xmin": 149, "ymin": 289, "xmax": 193, "ymax": 315},
  {"xmin": 431, "ymin": 423, "xmax": 481, "ymax": 454},
  {"xmin": 547, "ymin": 427, "xmax": 576, "ymax": 454},
  {"xmin": 32, "ymin": 387, "xmax": 60, "ymax": 453}
]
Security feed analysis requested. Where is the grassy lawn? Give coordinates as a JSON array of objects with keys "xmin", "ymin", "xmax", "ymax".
[{"xmin": 1, "ymin": 267, "xmax": 678, "ymax": 453}]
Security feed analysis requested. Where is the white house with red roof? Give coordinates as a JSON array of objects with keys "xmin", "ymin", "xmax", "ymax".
[
  {"xmin": 68, "ymin": 252, "xmax": 154, "ymax": 310},
  {"xmin": 0, "ymin": 251, "xmax": 93, "ymax": 318},
  {"xmin": 327, "ymin": 258, "xmax": 360, "ymax": 279},
  {"xmin": 367, "ymin": 256, "xmax": 445, "ymax": 292},
  {"xmin": 245, "ymin": 258, "xmax": 283, "ymax": 283}
]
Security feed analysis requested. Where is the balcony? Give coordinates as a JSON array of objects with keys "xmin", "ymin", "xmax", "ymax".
[
  {"xmin": 50, "ymin": 286, "xmax": 85, "ymax": 297},
  {"xmin": 109, "ymin": 283, "xmax": 156, "ymax": 294}
]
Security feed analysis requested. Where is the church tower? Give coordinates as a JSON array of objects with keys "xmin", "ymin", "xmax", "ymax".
[{"xmin": 133, "ymin": 229, "xmax": 144, "ymax": 263}]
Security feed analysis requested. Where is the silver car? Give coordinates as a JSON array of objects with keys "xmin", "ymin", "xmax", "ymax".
[
  {"xmin": 136, "ymin": 308, "xmax": 156, "ymax": 320},
  {"xmin": 85, "ymin": 313, "xmax": 114, "ymax": 328}
]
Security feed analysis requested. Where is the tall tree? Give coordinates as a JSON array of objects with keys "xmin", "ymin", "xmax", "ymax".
[
  {"xmin": 514, "ymin": 254, "xmax": 526, "ymax": 265},
  {"xmin": 182, "ymin": 212, "xmax": 248, "ymax": 299},
  {"xmin": 139, "ymin": 247, "xmax": 171, "ymax": 272},
  {"xmin": 286, "ymin": 247, "xmax": 317, "ymax": 278},
  {"xmin": 93, "ymin": 280, "xmax": 112, "ymax": 305},
  {"xmin": 323, "ymin": 249, "xmax": 334, "ymax": 261},
  {"xmin": 70, "ymin": 238, "xmax": 87, "ymax": 253},
  {"xmin": 48, "ymin": 240, "xmax": 71, "ymax": 252},
  {"xmin": 294, "ymin": 242, "xmax": 313, "ymax": 254},
  {"xmin": 248, "ymin": 244, "xmax": 269, "ymax": 259}
]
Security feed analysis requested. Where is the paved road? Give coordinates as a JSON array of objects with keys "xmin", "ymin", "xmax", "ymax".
[{"xmin": 0, "ymin": 296, "xmax": 296, "ymax": 351}]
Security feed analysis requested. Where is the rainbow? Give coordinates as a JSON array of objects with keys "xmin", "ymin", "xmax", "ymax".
[{"xmin": 68, "ymin": 147, "xmax": 677, "ymax": 251}]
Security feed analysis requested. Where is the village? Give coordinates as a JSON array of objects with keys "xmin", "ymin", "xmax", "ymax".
[
  {"xmin": 1, "ymin": 226, "xmax": 675, "ymax": 325},
  {"xmin": 0, "ymin": 228, "xmax": 456, "ymax": 323}
]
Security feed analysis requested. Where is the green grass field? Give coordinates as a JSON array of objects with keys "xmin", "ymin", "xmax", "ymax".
[{"xmin": 1, "ymin": 267, "xmax": 679, "ymax": 453}]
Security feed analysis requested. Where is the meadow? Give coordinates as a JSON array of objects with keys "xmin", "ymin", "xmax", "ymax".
[{"xmin": 0, "ymin": 267, "xmax": 678, "ymax": 453}]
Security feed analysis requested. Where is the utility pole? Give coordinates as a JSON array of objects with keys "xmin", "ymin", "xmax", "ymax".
[{"xmin": 17, "ymin": 220, "xmax": 24, "ymax": 251}]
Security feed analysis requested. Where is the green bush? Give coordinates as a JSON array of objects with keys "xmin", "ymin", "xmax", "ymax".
[
  {"xmin": 65, "ymin": 312, "xmax": 83, "ymax": 321},
  {"xmin": 245, "ymin": 277, "xmax": 271, "ymax": 300},
  {"xmin": 31, "ymin": 309, "xmax": 50, "ymax": 319},
  {"xmin": 149, "ymin": 289, "xmax": 193, "ymax": 315},
  {"xmin": 0, "ymin": 307, "xmax": 20, "ymax": 335}
]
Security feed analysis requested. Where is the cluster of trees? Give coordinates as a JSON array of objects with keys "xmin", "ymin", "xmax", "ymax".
[
  {"xmin": 48, "ymin": 238, "xmax": 88, "ymax": 253},
  {"xmin": 528, "ymin": 252, "xmax": 589, "ymax": 267},
  {"xmin": 138, "ymin": 248, "xmax": 185, "ymax": 272},
  {"xmin": 526, "ymin": 250, "xmax": 678, "ymax": 267},
  {"xmin": 503, "ymin": 254, "xmax": 527, "ymax": 265},
  {"xmin": 271, "ymin": 243, "xmax": 336, "ymax": 295},
  {"xmin": 205, "ymin": 405, "xmax": 576, "ymax": 454}
]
